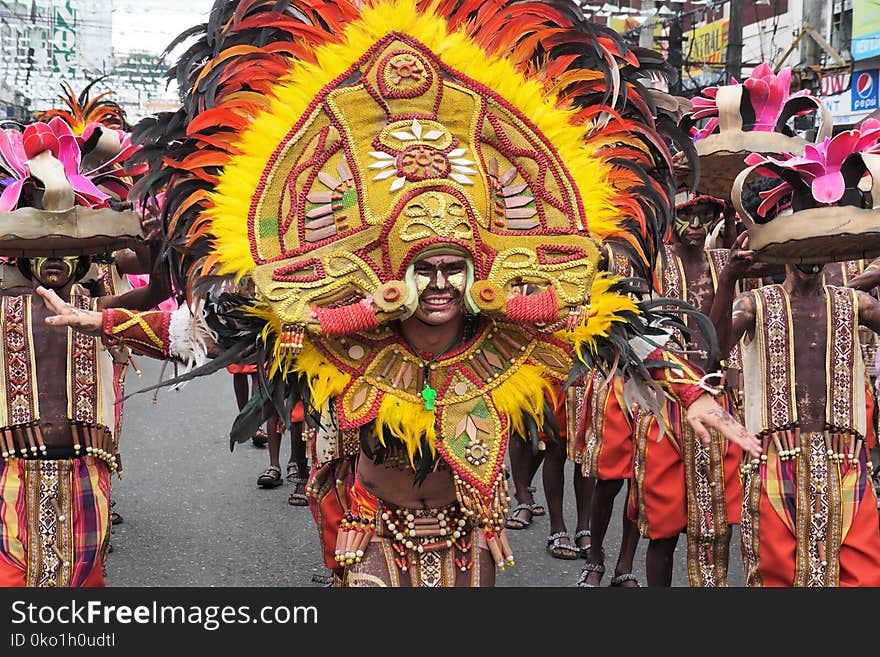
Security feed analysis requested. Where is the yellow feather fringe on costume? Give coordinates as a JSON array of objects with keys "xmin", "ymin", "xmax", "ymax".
[
  {"xmin": 372, "ymin": 363, "xmax": 554, "ymax": 467},
  {"xmin": 248, "ymin": 302, "xmax": 350, "ymax": 404},
  {"xmin": 376, "ymin": 396, "xmax": 437, "ymax": 467},
  {"xmin": 555, "ymin": 273, "xmax": 638, "ymax": 360},
  {"xmin": 206, "ymin": 0, "xmax": 620, "ymax": 280},
  {"xmin": 491, "ymin": 364, "xmax": 555, "ymax": 442}
]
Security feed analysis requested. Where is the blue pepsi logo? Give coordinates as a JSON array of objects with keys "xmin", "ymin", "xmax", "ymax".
[{"xmin": 857, "ymin": 72, "xmax": 874, "ymax": 99}]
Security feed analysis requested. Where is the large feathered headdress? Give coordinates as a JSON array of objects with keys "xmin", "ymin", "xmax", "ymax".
[
  {"xmin": 132, "ymin": 0, "xmax": 685, "ymax": 544},
  {"xmin": 136, "ymin": 0, "xmax": 678, "ymax": 340}
]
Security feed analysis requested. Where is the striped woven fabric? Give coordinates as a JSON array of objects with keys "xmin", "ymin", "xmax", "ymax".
[{"xmin": 0, "ymin": 456, "xmax": 111, "ymax": 587}]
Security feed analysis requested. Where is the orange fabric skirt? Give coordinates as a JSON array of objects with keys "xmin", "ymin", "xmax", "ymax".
[
  {"xmin": 579, "ymin": 374, "xmax": 633, "ymax": 480},
  {"xmin": 227, "ymin": 363, "xmax": 257, "ymax": 375},
  {"xmin": 755, "ymin": 473, "xmax": 880, "ymax": 587},
  {"xmin": 631, "ymin": 415, "xmax": 742, "ymax": 540},
  {"xmin": 865, "ymin": 386, "xmax": 877, "ymax": 450}
]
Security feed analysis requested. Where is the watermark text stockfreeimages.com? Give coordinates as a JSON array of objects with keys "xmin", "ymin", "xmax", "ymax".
[{"xmin": 10, "ymin": 599, "xmax": 318, "ymax": 632}]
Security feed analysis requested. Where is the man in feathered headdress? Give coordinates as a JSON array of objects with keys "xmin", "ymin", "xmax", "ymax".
[{"xmin": 39, "ymin": 0, "xmax": 760, "ymax": 587}]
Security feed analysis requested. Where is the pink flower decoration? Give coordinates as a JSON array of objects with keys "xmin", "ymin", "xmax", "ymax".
[
  {"xmin": 0, "ymin": 129, "xmax": 32, "ymax": 212},
  {"xmin": 0, "ymin": 119, "xmax": 144, "ymax": 213},
  {"xmin": 689, "ymin": 64, "xmax": 818, "ymax": 140},
  {"xmin": 743, "ymin": 118, "xmax": 880, "ymax": 216}
]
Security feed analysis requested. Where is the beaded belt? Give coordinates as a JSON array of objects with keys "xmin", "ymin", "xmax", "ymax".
[{"xmin": 376, "ymin": 501, "xmax": 475, "ymax": 575}]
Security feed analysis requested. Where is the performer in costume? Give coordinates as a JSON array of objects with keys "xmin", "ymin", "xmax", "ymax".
[
  {"xmin": 629, "ymin": 191, "xmax": 744, "ymax": 587},
  {"xmin": 712, "ymin": 121, "xmax": 880, "ymax": 586},
  {"xmin": 0, "ymin": 115, "xmax": 169, "ymax": 587},
  {"xmin": 575, "ymin": 239, "xmax": 641, "ymax": 587},
  {"xmin": 40, "ymin": 0, "xmax": 760, "ymax": 587},
  {"xmin": 32, "ymin": 79, "xmax": 171, "ymax": 487}
]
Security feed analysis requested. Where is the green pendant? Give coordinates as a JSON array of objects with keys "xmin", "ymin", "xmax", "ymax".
[{"xmin": 421, "ymin": 384, "xmax": 438, "ymax": 411}]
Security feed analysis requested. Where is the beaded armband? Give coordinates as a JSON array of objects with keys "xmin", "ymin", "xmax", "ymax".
[
  {"xmin": 102, "ymin": 308, "xmax": 171, "ymax": 360},
  {"xmin": 646, "ymin": 347, "xmax": 715, "ymax": 409}
]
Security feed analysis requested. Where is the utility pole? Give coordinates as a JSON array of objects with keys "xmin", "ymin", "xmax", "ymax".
[
  {"xmin": 640, "ymin": 0, "xmax": 655, "ymax": 51},
  {"xmin": 725, "ymin": 0, "xmax": 743, "ymax": 84},
  {"xmin": 668, "ymin": 11, "xmax": 683, "ymax": 94},
  {"xmin": 800, "ymin": 0, "xmax": 824, "ymax": 96},
  {"xmin": 802, "ymin": 0, "xmax": 823, "ymax": 69}
]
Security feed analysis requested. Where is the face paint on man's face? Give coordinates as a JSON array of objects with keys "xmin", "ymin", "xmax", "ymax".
[
  {"xmin": 410, "ymin": 254, "xmax": 469, "ymax": 326},
  {"xmin": 31, "ymin": 256, "xmax": 78, "ymax": 287},
  {"xmin": 416, "ymin": 273, "xmax": 431, "ymax": 295},
  {"xmin": 446, "ymin": 272, "xmax": 465, "ymax": 291},
  {"xmin": 794, "ymin": 263, "xmax": 822, "ymax": 275}
]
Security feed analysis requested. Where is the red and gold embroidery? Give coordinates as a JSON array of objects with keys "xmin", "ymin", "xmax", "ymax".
[
  {"xmin": 2, "ymin": 296, "xmax": 39, "ymax": 428},
  {"xmin": 102, "ymin": 308, "xmax": 170, "ymax": 360}
]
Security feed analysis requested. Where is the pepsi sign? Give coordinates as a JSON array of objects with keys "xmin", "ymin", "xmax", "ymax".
[{"xmin": 852, "ymin": 70, "xmax": 879, "ymax": 112}]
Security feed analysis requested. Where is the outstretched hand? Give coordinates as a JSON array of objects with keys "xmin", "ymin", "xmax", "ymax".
[
  {"xmin": 36, "ymin": 286, "xmax": 103, "ymax": 336},
  {"xmin": 686, "ymin": 393, "xmax": 762, "ymax": 459}
]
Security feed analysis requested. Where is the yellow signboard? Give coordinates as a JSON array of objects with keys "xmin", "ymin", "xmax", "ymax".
[{"xmin": 685, "ymin": 19, "xmax": 729, "ymax": 79}]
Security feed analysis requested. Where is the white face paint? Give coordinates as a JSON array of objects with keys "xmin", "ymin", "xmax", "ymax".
[
  {"xmin": 446, "ymin": 272, "xmax": 465, "ymax": 293},
  {"xmin": 416, "ymin": 274, "xmax": 431, "ymax": 295}
]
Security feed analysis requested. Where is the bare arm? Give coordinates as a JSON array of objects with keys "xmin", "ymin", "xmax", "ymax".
[
  {"xmin": 96, "ymin": 257, "xmax": 172, "ymax": 312},
  {"xmin": 709, "ymin": 233, "xmax": 757, "ymax": 357},
  {"xmin": 858, "ymin": 290, "xmax": 880, "ymax": 334},
  {"xmin": 848, "ymin": 258, "xmax": 880, "ymax": 293}
]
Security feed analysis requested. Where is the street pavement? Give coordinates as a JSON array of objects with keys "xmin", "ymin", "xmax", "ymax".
[{"xmin": 106, "ymin": 358, "xmax": 744, "ymax": 587}]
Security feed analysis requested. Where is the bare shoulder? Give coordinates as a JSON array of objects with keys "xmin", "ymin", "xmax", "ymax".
[
  {"xmin": 856, "ymin": 289, "xmax": 880, "ymax": 319},
  {"xmin": 855, "ymin": 289, "xmax": 878, "ymax": 306},
  {"xmin": 732, "ymin": 290, "xmax": 756, "ymax": 314}
]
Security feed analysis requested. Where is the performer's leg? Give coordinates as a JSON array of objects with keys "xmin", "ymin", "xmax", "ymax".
[
  {"xmin": 754, "ymin": 489, "xmax": 796, "ymax": 587},
  {"xmin": 543, "ymin": 437, "xmax": 578, "ymax": 559},
  {"xmin": 249, "ymin": 374, "xmax": 267, "ymax": 446},
  {"xmin": 612, "ymin": 479, "xmax": 641, "ymax": 587},
  {"xmin": 505, "ymin": 436, "xmax": 543, "ymax": 529},
  {"xmin": 645, "ymin": 535, "xmax": 678, "ymax": 587},
  {"xmin": 231, "ymin": 372, "xmax": 249, "ymax": 411},
  {"xmin": 287, "ymin": 421, "xmax": 309, "ymax": 506},
  {"xmin": 256, "ymin": 416, "xmax": 283, "ymax": 488},
  {"xmin": 572, "ymin": 467, "xmax": 594, "ymax": 556},
  {"xmin": 839, "ymin": 485, "xmax": 880, "ymax": 587},
  {"xmin": 582, "ymin": 477, "xmax": 623, "ymax": 585}
]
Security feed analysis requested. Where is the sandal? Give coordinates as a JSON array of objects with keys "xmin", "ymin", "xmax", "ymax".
[
  {"xmin": 287, "ymin": 477, "xmax": 309, "ymax": 506},
  {"xmin": 526, "ymin": 486, "xmax": 545, "ymax": 516},
  {"xmin": 257, "ymin": 465, "xmax": 283, "ymax": 488},
  {"xmin": 546, "ymin": 531, "xmax": 580, "ymax": 560},
  {"xmin": 609, "ymin": 573, "xmax": 641, "ymax": 588},
  {"xmin": 574, "ymin": 529, "xmax": 591, "ymax": 559},
  {"xmin": 110, "ymin": 500, "xmax": 124, "ymax": 526},
  {"xmin": 576, "ymin": 561, "xmax": 606, "ymax": 587},
  {"xmin": 286, "ymin": 463, "xmax": 299, "ymax": 482},
  {"xmin": 505, "ymin": 503, "xmax": 533, "ymax": 530}
]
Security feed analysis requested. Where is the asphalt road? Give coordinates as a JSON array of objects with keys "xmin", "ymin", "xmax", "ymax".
[{"xmin": 106, "ymin": 358, "xmax": 744, "ymax": 587}]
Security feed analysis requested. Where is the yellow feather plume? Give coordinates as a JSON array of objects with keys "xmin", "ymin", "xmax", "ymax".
[
  {"xmin": 244, "ymin": 302, "xmax": 350, "ymax": 404},
  {"xmin": 376, "ymin": 395, "xmax": 437, "ymax": 467},
  {"xmin": 491, "ymin": 364, "xmax": 555, "ymax": 441},
  {"xmin": 555, "ymin": 273, "xmax": 638, "ymax": 360}
]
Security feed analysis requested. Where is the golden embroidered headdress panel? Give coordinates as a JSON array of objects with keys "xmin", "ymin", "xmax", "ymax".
[{"xmin": 244, "ymin": 34, "xmax": 598, "ymax": 328}]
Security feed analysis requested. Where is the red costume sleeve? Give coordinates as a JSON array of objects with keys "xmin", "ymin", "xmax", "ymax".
[
  {"xmin": 645, "ymin": 347, "xmax": 711, "ymax": 408},
  {"xmin": 101, "ymin": 308, "xmax": 172, "ymax": 360}
]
